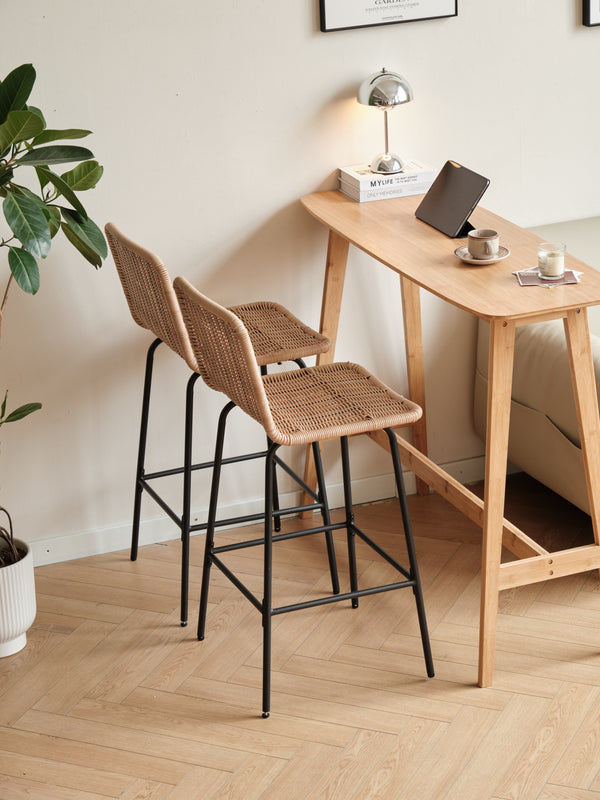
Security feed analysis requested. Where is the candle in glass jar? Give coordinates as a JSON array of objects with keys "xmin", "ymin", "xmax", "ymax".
[{"xmin": 538, "ymin": 242, "xmax": 566, "ymax": 280}]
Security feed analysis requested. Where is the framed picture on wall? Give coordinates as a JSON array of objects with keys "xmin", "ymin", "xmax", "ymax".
[
  {"xmin": 319, "ymin": 0, "xmax": 457, "ymax": 32},
  {"xmin": 583, "ymin": 0, "xmax": 600, "ymax": 25}
]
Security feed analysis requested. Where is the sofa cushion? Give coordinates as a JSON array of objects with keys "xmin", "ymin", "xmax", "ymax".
[{"xmin": 476, "ymin": 318, "xmax": 600, "ymax": 448}]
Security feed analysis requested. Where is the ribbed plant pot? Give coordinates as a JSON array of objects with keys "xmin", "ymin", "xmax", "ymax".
[{"xmin": 0, "ymin": 539, "xmax": 36, "ymax": 657}]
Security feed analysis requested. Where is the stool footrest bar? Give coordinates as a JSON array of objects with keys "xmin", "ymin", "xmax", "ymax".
[{"xmin": 271, "ymin": 580, "xmax": 417, "ymax": 615}]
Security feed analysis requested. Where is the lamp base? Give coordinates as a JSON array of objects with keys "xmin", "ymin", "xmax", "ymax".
[{"xmin": 370, "ymin": 152, "xmax": 405, "ymax": 174}]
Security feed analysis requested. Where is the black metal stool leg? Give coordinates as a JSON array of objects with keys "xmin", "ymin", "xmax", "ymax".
[
  {"xmin": 262, "ymin": 442, "xmax": 279, "ymax": 718},
  {"xmin": 340, "ymin": 436, "xmax": 359, "ymax": 608},
  {"xmin": 386, "ymin": 428, "xmax": 434, "ymax": 678},
  {"xmin": 261, "ymin": 365, "xmax": 281, "ymax": 533},
  {"xmin": 312, "ymin": 440, "xmax": 339, "ymax": 595},
  {"xmin": 131, "ymin": 338, "xmax": 162, "ymax": 562},
  {"xmin": 180, "ymin": 371, "xmax": 201, "ymax": 626},
  {"xmin": 198, "ymin": 401, "xmax": 236, "ymax": 640}
]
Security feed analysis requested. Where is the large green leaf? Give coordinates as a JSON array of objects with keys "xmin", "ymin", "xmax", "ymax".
[
  {"xmin": 9, "ymin": 185, "xmax": 60, "ymax": 237},
  {"xmin": 61, "ymin": 160, "xmax": 103, "ymax": 191},
  {"xmin": 60, "ymin": 220, "xmax": 103, "ymax": 267},
  {"xmin": 32, "ymin": 128, "xmax": 91, "ymax": 146},
  {"xmin": 61, "ymin": 209, "xmax": 107, "ymax": 258},
  {"xmin": 16, "ymin": 145, "xmax": 94, "ymax": 167},
  {"xmin": 3, "ymin": 191, "xmax": 51, "ymax": 258},
  {"xmin": 0, "ymin": 64, "xmax": 36, "ymax": 125},
  {"xmin": 36, "ymin": 167, "xmax": 87, "ymax": 218},
  {"xmin": 1, "ymin": 401, "xmax": 42, "ymax": 425},
  {"xmin": 0, "ymin": 109, "xmax": 45, "ymax": 155},
  {"xmin": 7, "ymin": 246, "xmax": 41, "ymax": 294}
]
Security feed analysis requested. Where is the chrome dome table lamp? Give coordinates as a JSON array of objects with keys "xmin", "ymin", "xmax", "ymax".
[{"xmin": 358, "ymin": 68, "xmax": 413, "ymax": 174}]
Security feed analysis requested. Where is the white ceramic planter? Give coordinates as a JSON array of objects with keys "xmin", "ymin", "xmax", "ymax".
[{"xmin": 0, "ymin": 539, "xmax": 36, "ymax": 657}]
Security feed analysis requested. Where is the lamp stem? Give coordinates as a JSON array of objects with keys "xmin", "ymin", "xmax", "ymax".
[{"xmin": 383, "ymin": 108, "xmax": 390, "ymax": 156}]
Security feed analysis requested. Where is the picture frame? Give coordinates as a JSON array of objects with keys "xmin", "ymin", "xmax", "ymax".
[
  {"xmin": 319, "ymin": 0, "xmax": 457, "ymax": 32},
  {"xmin": 583, "ymin": 0, "xmax": 600, "ymax": 26}
]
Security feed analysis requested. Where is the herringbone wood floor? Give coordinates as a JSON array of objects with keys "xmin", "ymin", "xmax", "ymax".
[{"xmin": 2, "ymin": 474, "xmax": 600, "ymax": 799}]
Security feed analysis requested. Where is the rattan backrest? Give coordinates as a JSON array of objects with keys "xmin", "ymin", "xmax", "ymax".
[
  {"xmin": 105, "ymin": 223, "xmax": 198, "ymax": 371},
  {"xmin": 174, "ymin": 277, "xmax": 276, "ymax": 433}
]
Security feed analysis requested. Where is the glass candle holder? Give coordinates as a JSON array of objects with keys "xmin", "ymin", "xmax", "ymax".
[{"xmin": 538, "ymin": 242, "xmax": 566, "ymax": 280}]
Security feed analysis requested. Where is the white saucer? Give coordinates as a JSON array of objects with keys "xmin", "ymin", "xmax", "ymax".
[{"xmin": 454, "ymin": 245, "xmax": 510, "ymax": 265}]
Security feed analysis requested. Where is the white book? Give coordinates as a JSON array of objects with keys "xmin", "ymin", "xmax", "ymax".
[
  {"xmin": 339, "ymin": 159, "xmax": 436, "ymax": 190},
  {"xmin": 339, "ymin": 178, "xmax": 432, "ymax": 203}
]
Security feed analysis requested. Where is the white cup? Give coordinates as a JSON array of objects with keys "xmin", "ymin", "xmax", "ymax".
[
  {"xmin": 467, "ymin": 229, "xmax": 500, "ymax": 260},
  {"xmin": 538, "ymin": 242, "xmax": 566, "ymax": 280}
]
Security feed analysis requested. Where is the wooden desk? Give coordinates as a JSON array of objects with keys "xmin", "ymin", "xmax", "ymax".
[{"xmin": 301, "ymin": 189, "xmax": 600, "ymax": 687}]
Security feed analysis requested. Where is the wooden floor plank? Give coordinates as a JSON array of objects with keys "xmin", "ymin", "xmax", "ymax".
[
  {"xmin": 0, "ymin": 748, "xmax": 130, "ymax": 797},
  {"xmin": 14, "ymin": 708, "xmax": 246, "ymax": 773},
  {"xmin": 208, "ymin": 754, "xmax": 285, "ymax": 800},
  {"xmin": 0, "ymin": 620, "xmax": 117, "ymax": 726},
  {"xmin": 254, "ymin": 742, "xmax": 341, "ymax": 800},
  {"xmin": 392, "ymin": 705, "xmax": 498, "ymax": 799},
  {"xmin": 167, "ymin": 766, "xmax": 230, "ymax": 800},
  {"xmin": 303, "ymin": 730, "xmax": 399, "ymax": 800},
  {"xmin": 496, "ymin": 683, "xmax": 600, "ymax": 799}
]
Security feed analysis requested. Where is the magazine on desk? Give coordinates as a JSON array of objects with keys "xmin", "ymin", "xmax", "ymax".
[
  {"xmin": 339, "ymin": 179, "xmax": 431, "ymax": 202},
  {"xmin": 339, "ymin": 159, "xmax": 435, "ymax": 190}
]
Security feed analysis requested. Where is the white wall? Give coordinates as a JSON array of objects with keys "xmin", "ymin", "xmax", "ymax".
[{"xmin": 2, "ymin": 1, "xmax": 600, "ymax": 562}]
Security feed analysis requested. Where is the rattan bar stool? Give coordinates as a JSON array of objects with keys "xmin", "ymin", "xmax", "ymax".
[
  {"xmin": 105, "ymin": 224, "xmax": 337, "ymax": 626},
  {"xmin": 174, "ymin": 276, "xmax": 435, "ymax": 717}
]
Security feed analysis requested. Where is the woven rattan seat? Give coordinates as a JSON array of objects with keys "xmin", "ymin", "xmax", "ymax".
[
  {"xmin": 174, "ymin": 276, "xmax": 434, "ymax": 717},
  {"xmin": 105, "ymin": 223, "xmax": 334, "ymax": 626}
]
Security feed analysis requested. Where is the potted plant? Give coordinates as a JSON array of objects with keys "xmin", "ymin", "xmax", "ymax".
[
  {"xmin": 0, "ymin": 63, "xmax": 107, "ymax": 656},
  {"xmin": 0, "ymin": 507, "xmax": 35, "ymax": 656}
]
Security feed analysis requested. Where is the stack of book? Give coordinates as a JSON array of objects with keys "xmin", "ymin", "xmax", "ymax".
[{"xmin": 339, "ymin": 159, "xmax": 436, "ymax": 202}]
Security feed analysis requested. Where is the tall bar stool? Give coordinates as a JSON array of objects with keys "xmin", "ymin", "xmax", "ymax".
[
  {"xmin": 105, "ymin": 224, "xmax": 337, "ymax": 626},
  {"xmin": 174, "ymin": 277, "xmax": 435, "ymax": 717}
]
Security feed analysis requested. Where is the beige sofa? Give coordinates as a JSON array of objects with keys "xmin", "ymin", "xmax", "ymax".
[{"xmin": 473, "ymin": 317, "xmax": 600, "ymax": 514}]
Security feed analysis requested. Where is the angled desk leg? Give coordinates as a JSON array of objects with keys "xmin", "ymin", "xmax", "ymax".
[
  {"xmin": 479, "ymin": 318, "xmax": 515, "ymax": 687},
  {"xmin": 302, "ymin": 230, "xmax": 350, "ymax": 508},
  {"xmin": 400, "ymin": 277, "xmax": 429, "ymax": 496},
  {"xmin": 564, "ymin": 308, "xmax": 600, "ymax": 546}
]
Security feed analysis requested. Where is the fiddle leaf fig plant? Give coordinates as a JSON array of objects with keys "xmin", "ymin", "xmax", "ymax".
[
  {"xmin": 0, "ymin": 62, "xmax": 107, "ymax": 305},
  {"xmin": 0, "ymin": 63, "xmax": 107, "ymax": 435}
]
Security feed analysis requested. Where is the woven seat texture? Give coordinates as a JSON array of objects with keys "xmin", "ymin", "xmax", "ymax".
[
  {"xmin": 263, "ymin": 362, "xmax": 421, "ymax": 446},
  {"xmin": 231, "ymin": 301, "xmax": 329, "ymax": 366},
  {"xmin": 174, "ymin": 277, "xmax": 422, "ymax": 446},
  {"xmin": 105, "ymin": 223, "xmax": 329, "ymax": 368}
]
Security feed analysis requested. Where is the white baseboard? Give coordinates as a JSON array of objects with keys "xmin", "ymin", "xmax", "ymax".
[{"xmin": 30, "ymin": 455, "xmax": 491, "ymax": 567}]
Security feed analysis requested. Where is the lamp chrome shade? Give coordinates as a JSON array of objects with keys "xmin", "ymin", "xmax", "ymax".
[
  {"xmin": 358, "ymin": 68, "xmax": 413, "ymax": 174},
  {"xmin": 357, "ymin": 69, "xmax": 413, "ymax": 109}
]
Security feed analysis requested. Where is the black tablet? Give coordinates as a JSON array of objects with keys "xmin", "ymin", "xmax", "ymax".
[{"xmin": 415, "ymin": 160, "xmax": 490, "ymax": 238}]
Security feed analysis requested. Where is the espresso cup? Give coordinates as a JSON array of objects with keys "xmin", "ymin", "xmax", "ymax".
[{"xmin": 467, "ymin": 229, "xmax": 500, "ymax": 260}]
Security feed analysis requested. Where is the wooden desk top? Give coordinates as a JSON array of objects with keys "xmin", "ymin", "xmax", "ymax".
[{"xmin": 301, "ymin": 191, "xmax": 600, "ymax": 322}]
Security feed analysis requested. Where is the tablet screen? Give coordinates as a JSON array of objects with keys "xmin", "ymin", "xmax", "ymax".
[{"xmin": 415, "ymin": 161, "xmax": 490, "ymax": 238}]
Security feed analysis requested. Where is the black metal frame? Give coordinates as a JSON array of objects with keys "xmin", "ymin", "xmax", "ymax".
[
  {"xmin": 583, "ymin": 0, "xmax": 600, "ymax": 26},
  {"xmin": 198, "ymin": 421, "xmax": 434, "ymax": 717},
  {"xmin": 130, "ymin": 338, "xmax": 338, "ymax": 626},
  {"xmin": 320, "ymin": 0, "xmax": 457, "ymax": 33}
]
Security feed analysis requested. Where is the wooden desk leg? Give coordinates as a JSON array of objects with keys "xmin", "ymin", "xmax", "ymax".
[
  {"xmin": 400, "ymin": 277, "xmax": 429, "ymax": 496},
  {"xmin": 302, "ymin": 230, "xmax": 350, "ymax": 510},
  {"xmin": 564, "ymin": 308, "xmax": 600, "ymax": 546},
  {"xmin": 479, "ymin": 319, "xmax": 515, "ymax": 687}
]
